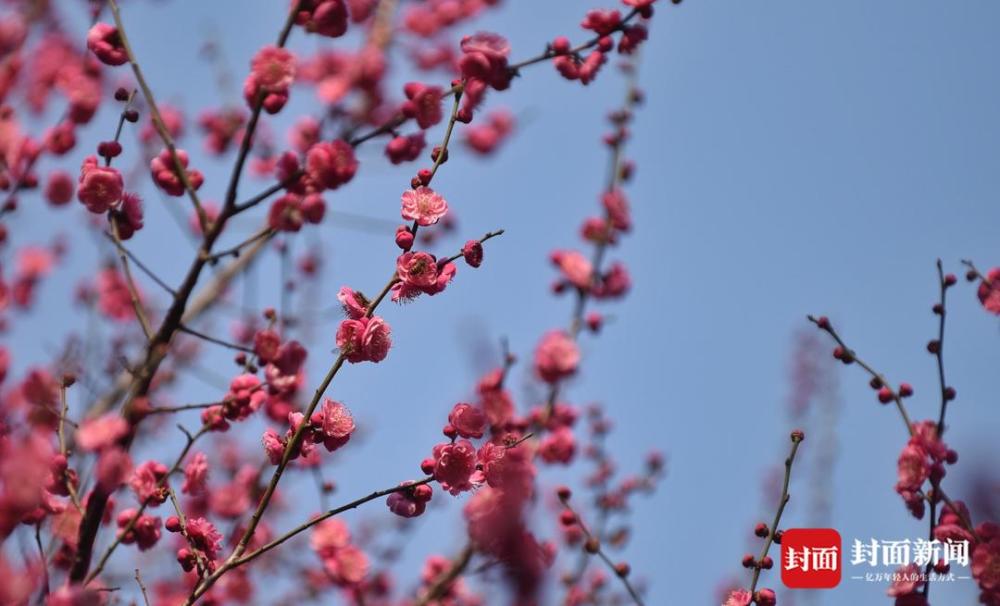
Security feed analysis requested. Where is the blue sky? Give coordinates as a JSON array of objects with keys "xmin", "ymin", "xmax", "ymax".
[{"xmin": 5, "ymin": 0, "xmax": 1000, "ymax": 603}]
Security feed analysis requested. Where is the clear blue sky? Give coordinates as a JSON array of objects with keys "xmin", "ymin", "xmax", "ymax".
[{"xmin": 6, "ymin": 0, "xmax": 1000, "ymax": 603}]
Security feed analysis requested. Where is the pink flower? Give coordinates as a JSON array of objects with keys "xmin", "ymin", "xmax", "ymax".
[
  {"xmin": 361, "ymin": 316, "xmax": 392, "ymax": 362},
  {"xmin": 111, "ymin": 192, "xmax": 144, "ymax": 240},
  {"xmin": 182, "ymin": 452, "xmax": 208, "ymax": 496},
  {"xmin": 887, "ymin": 563, "xmax": 924, "ymax": 596},
  {"xmin": 86, "ymin": 23, "xmax": 127, "ymax": 66},
  {"xmin": 45, "ymin": 170, "xmax": 75, "ymax": 206},
  {"xmin": 534, "ymin": 330, "xmax": 580, "ymax": 383},
  {"xmin": 392, "ymin": 252, "xmax": 456, "ymax": 301},
  {"xmin": 465, "ymin": 109, "xmax": 515, "ymax": 155},
  {"xmin": 538, "ymin": 427, "xmax": 576, "ymax": 464},
  {"xmin": 386, "ymin": 482, "xmax": 433, "ymax": 518},
  {"xmin": 602, "ymin": 189, "xmax": 631, "ymax": 231},
  {"xmin": 264, "ymin": 340, "xmax": 307, "ymax": 395},
  {"xmin": 310, "ymin": 399, "xmax": 355, "ymax": 452},
  {"xmin": 117, "ymin": 508, "xmax": 161, "ymax": 550},
  {"xmin": 95, "ymin": 447, "xmax": 133, "ymax": 490},
  {"xmin": 223, "ymin": 373, "xmax": 265, "ymax": 420},
  {"xmin": 185, "ymin": 517, "xmax": 223, "ymax": 561},
  {"xmin": 296, "ymin": 0, "xmax": 349, "ymax": 38},
  {"xmin": 268, "ymin": 193, "xmax": 326, "ymax": 231},
  {"xmin": 250, "ymin": 45, "xmax": 295, "ymax": 92},
  {"xmin": 198, "ymin": 107, "xmax": 245, "ymax": 154},
  {"xmin": 401, "ymin": 82, "xmax": 443, "ymax": 129},
  {"xmin": 130, "ymin": 460, "xmax": 169, "ymax": 506},
  {"xmin": 432, "ymin": 439, "xmax": 478, "ymax": 494},
  {"xmin": 400, "ymin": 186, "xmax": 448, "ymax": 226},
  {"xmin": 895, "ymin": 443, "xmax": 929, "ymax": 490},
  {"xmin": 336, "ymin": 315, "xmax": 391, "ymax": 363},
  {"xmin": 253, "ymin": 330, "xmax": 281, "ymax": 362},
  {"xmin": 449, "ymin": 403, "xmax": 486, "ymax": 439},
  {"xmin": 262, "ymin": 428, "xmax": 285, "ymax": 464},
  {"xmin": 594, "ymin": 261, "xmax": 631, "ymax": 299},
  {"xmin": 77, "ymin": 156, "xmax": 123, "ymax": 213},
  {"xmin": 96, "ymin": 267, "xmax": 142, "ymax": 322},
  {"xmin": 461, "ymin": 240, "xmax": 483, "ymax": 268},
  {"xmin": 722, "ymin": 589, "xmax": 752, "ymax": 606},
  {"xmin": 337, "ymin": 286, "xmax": 368, "ymax": 319},
  {"xmin": 973, "ymin": 523, "xmax": 1000, "ymax": 592},
  {"xmin": 324, "ymin": 544, "xmax": 369, "ymax": 586},
  {"xmin": 306, "ymin": 140, "xmax": 357, "ymax": 191},
  {"xmin": 312, "ymin": 518, "xmax": 351, "ymax": 555},
  {"xmin": 978, "ymin": 268, "xmax": 1000, "ymax": 315},
  {"xmin": 551, "ymin": 250, "xmax": 593, "ymax": 290},
  {"xmin": 459, "ymin": 32, "xmax": 511, "ymax": 89},
  {"xmin": 384, "ymin": 132, "xmax": 425, "ymax": 164},
  {"xmin": 581, "ymin": 9, "xmax": 622, "ymax": 36},
  {"xmin": 76, "ymin": 413, "xmax": 128, "ymax": 452},
  {"xmin": 150, "ymin": 148, "xmax": 204, "ymax": 197}
]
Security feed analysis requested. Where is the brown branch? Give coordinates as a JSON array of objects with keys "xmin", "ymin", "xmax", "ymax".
[
  {"xmin": 748, "ymin": 432, "xmax": 803, "ymax": 595},
  {"xmin": 110, "ymin": 217, "xmax": 153, "ymax": 340},
  {"xmin": 108, "ymin": 0, "xmax": 208, "ymax": 229},
  {"xmin": 102, "ymin": 231, "xmax": 177, "ymax": 296},
  {"xmin": 178, "ymin": 324, "xmax": 254, "ymax": 354},
  {"xmin": 134, "ymin": 569, "xmax": 151, "ymax": 606}
]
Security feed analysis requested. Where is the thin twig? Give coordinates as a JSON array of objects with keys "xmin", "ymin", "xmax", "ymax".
[
  {"xmin": 749, "ymin": 433, "xmax": 803, "ymax": 595},
  {"xmin": 560, "ymin": 496, "xmax": 645, "ymax": 605},
  {"xmin": 108, "ymin": 0, "xmax": 208, "ymax": 229},
  {"xmin": 110, "ymin": 217, "xmax": 153, "ymax": 340},
  {"xmin": 102, "ymin": 232, "xmax": 176, "ymax": 296},
  {"xmin": 134, "ymin": 569, "xmax": 151, "ymax": 606},
  {"xmin": 178, "ymin": 324, "xmax": 255, "ymax": 354}
]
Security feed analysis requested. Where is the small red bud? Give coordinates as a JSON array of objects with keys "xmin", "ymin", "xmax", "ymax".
[
  {"xmin": 395, "ymin": 226, "xmax": 415, "ymax": 251},
  {"xmin": 741, "ymin": 554, "xmax": 756, "ymax": 568},
  {"xmin": 754, "ymin": 523, "xmax": 769, "ymax": 538},
  {"xmin": 944, "ymin": 386, "xmax": 956, "ymax": 401},
  {"xmin": 556, "ymin": 486, "xmax": 572, "ymax": 501},
  {"xmin": 898, "ymin": 383, "xmax": 913, "ymax": 398},
  {"xmin": 877, "ymin": 386, "xmax": 894, "ymax": 404},
  {"xmin": 944, "ymin": 273, "xmax": 957, "ymax": 287},
  {"xmin": 165, "ymin": 516, "xmax": 182, "ymax": 533},
  {"xmin": 552, "ymin": 36, "xmax": 571, "ymax": 55},
  {"xmin": 420, "ymin": 457, "xmax": 436, "ymax": 475},
  {"xmin": 430, "ymin": 146, "xmax": 448, "ymax": 164}
]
